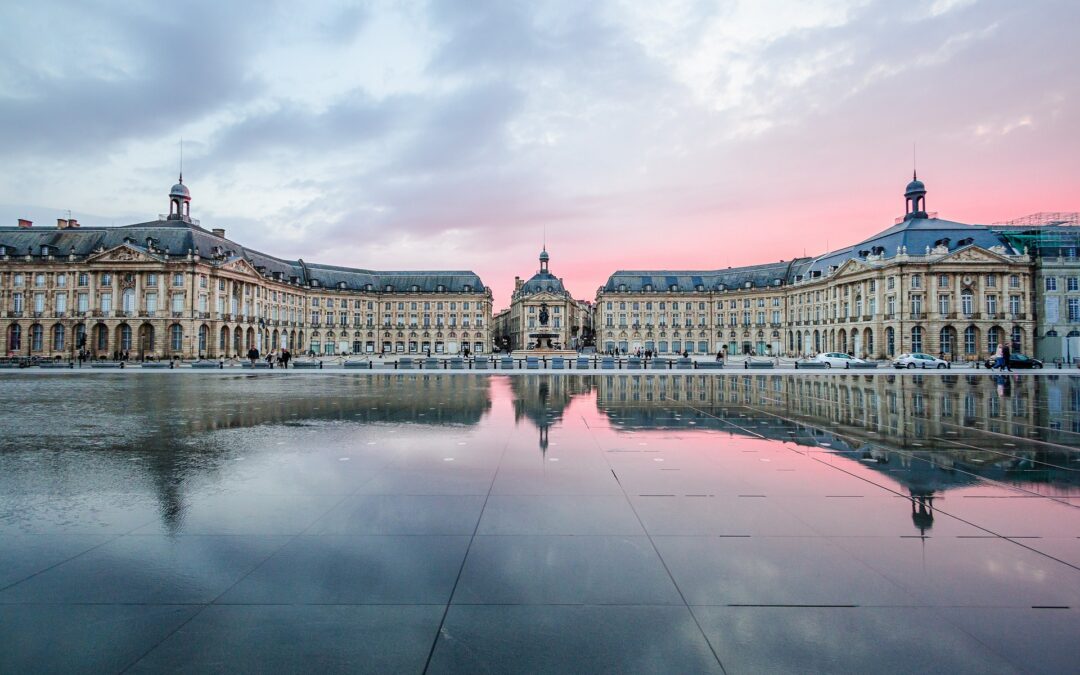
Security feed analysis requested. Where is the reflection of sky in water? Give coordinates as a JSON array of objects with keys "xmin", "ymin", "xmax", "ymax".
[{"xmin": 1, "ymin": 373, "xmax": 1078, "ymax": 672}]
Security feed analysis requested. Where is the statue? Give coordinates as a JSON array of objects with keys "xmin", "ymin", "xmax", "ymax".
[{"xmin": 539, "ymin": 302, "xmax": 550, "ymax": 326}]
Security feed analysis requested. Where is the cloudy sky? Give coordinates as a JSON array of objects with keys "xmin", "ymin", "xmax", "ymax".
[{"xmin": 1, "ymin": 0, "xmax": 1077, "ymax": 308}]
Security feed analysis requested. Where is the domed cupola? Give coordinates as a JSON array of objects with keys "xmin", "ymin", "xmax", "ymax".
[
  {"xmin": 903, "ymin": 171, "xmax": 927, "ymax": 220},
  {"xmin": 539, "ymin": 246, "xmax": 550, "ymax": 273},
  {"xmin": 168, "ymin": 175, "xmax": 192, "ymax": 222}
]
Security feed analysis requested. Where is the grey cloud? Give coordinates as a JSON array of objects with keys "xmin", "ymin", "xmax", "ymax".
[
  {"xmin": 0, "ymin": 1, "xmax": 268, "ymax": 157},
  {"xmin": 207, "ymin": 90, "xmax": 411, "ymax": 163}
]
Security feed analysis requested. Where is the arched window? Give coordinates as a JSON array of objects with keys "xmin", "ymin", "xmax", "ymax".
[
  {"xmin": 1011, "ymin": 326, "xmax": 1023, "ymax": 351},
  {"xmin": 220, "ymin": 326, "xmax": 229, "ymax": 350},
  {"xmin": 170, "ymin": 324, "xmax": 184, "ymax": 352},
  {"xmin": 911, "ymin": 326, "xmax": 923, "ymax": 353},
  {"xmin": 119, "ymin": 324, "xmax": 132, "ymax": 351},
  {"xmin": 95, "ymin": 324, "xmax": 108, "ymax": 351},
  {"xmin": 8, "ymin": 324, "xmax": 22, "ymax": 351},
  {"xmin": 885, "ymin": 327, "xmax": 895, "ymax": 356},
  {"xmin": 864, "ymin": 328, "xmax": 873, "ymax": 355},
  {"xmin": 964, "ymin": 326, "xmax": 977, "ymax": 355},
  {"xmin": 30, "ymin": 324, "xmax": 43, "ymax": 351},
  {"xmin": 987, "ymin": 326, "xmax": 1002, "ymax": 353},
  {"xmin": 939, "ymin": 327, "xmax": 954, "ymax": 355},
  {"xmin": 52, "ymin": 324, "xmax": 65, "ymax": 351},
  {"xmin": 199, "ymin": 325, "xmax": 209, "ymax": 353}
]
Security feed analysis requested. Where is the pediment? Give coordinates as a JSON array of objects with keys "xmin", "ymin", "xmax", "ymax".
[
  {"xmin": 831, "ymin": 258, "xmax": 869, "ymax": 278},
  {"xmin": 221, "ymin": 257, "xmax": 261, "ymax": 276},
  {"xmin": 86, "ymin": 244, "xmax": 159, "ymax": 264},
  {"xmin": 937, "ymin": 245, "xmax": 1012, "ymax": 264}
]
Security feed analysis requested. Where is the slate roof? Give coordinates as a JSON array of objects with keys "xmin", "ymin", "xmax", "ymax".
[
  {"xmin": 805, "ymin": 216, "xmax": 1015, "ymax": 277},
  {"xmin": 0, "ymin": 219, "xmax": 487, "ymax": 293},
  {"xmin": 602, "ymin": 259, "xmax": 813, "ymax": 292},
  {"xmin": 516, "ymin": 270, "xmax": 567, "ymax": 296},
  {"xmin": 601, "ymin": 214, "xmax": 1016, "ymax": 293}
]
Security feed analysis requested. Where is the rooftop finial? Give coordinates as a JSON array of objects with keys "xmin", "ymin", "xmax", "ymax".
[
  {"xmin": 912, "ymin": 141, "xmax": 917, "ymax": 181},
  {"xmin": 179, "ymin": 137, "xmax": 184, "ymax": 184}
]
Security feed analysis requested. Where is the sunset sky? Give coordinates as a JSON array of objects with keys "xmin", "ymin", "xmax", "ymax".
[{"xmin": 1, "ymin": 0, "xmax": 1077, "ymax": 309}]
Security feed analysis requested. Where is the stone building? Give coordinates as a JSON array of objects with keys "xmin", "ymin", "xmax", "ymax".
[
  {"xmin": 0, "ymin": 178, "xmax": 492, "ymax": 360},
  {"xmin": 495, "ymin": 247, "xmax": 590, "ymax": 351},
  {"xmin": 595, "ymin": 176, "xmax": 1040, "ymax": 361}
]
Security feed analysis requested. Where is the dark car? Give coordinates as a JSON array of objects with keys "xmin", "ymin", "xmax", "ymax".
[{"xmin": 983, "ymin": 353, "xmax": 1043, "ymax": 369}]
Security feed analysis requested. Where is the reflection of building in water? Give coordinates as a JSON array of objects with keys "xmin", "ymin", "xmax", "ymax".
[
  {"xmin": 0, "ymin": 374, "xmax": 494, "ymax": 535},
  {"xmin": 509, "ymin": 375, "xmax": 594, "ymax": 453},
  {"xmin": 593, "ymin": 374, "xmax": 1080, "ymax": 496}
]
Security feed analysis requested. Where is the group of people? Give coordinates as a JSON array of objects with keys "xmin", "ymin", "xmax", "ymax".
[{"xmin": 246, "ymin": 347, "xmax": 292, "ymax": 368}]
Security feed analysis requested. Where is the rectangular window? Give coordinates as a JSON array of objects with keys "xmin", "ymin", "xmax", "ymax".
[
  {"xmin": 101, "ymin": 293, "xmax": 112, "ymax": 312},
  {"xmin": 1069, "ymin": 277, "xmax": 1079, "ymax": 292},
  {"xmin": 938, "ymin": 295, "xmax": 950, "ymax": 315},
  {"xmin": 910, "ymin": 274, "xmax": 921, "ymax": 289},
  {"xmin": 1009, "ymin": 295, "xmax": 1021, "ymax": 315},
  {"xmin": 55, "ymin": 294, "xmax": 66, "ymax": 313},
  {"xmin": 1069, "ymin": 298, "xmax": 1080, "ymax": 322},
  {"xmin": 34, "ymin": 293, "xmax": 45, "ymax": 313},
  {"xmin": 78, "ymin": 273, "xmax": 88, "ymax": 286},
  {"xmin": 986, "ymin": 275, "xmax": 996, "ymax": 288},
  {"xmin": 1046, "ymin": 277, "xmax": 1058, "ymax": 291},
  {"xmin": 171, "ymin": 294, "xmax": 183, "ymax": 313},
  {"xmin": 101, "ymin": 273, "xmax": 111, "ymax": 287},
  {"xmin": 147, "ymin": 293, "xmax": 158, "ymax": 314},
  {"xmin": 173, "ymin": 273, "xmax": 184, "ymax": 287},
  {"xmin": 77, "ymin": 293, "xmax": 88, "ymax": 312}
]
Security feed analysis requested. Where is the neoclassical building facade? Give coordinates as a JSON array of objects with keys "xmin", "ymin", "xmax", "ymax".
[
  {"xmin": 493, "ymin": 247, "xmax": 592, "ymax": 351},
  {"xmin": 0, "ymin": 179, "xmax": 492, "ymax": 359},
  {"xmin": 595, "ymin": 176, "xmax": 1042, "ymax": 361}
]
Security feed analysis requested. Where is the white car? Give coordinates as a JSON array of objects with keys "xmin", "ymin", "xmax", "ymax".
[
  {"xmin": 814, "ymin": 352, "xmax": 866, "ymax": 368},
  {"xmin": 893, "ymin": 352, "xmax": 949, "ymax": 369}
]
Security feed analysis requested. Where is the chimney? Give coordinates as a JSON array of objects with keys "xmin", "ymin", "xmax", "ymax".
[
  {"xmin": 515, "ymin": 276, "xmax": 523, "ymax": 291},
  {"xmin": 56, "ymin": 218, "xmax": 68, "ymax": 229},
  {"xmin": 18, "ymin": 219, "xmax": 32, "ymax": 229},
  {"xmin": 68, "ymin": 218, "xmax": 78, "ymax": 228},
  {"xmin": 212, "ymin": 228, "xmax": 226, "ymax": 238}
]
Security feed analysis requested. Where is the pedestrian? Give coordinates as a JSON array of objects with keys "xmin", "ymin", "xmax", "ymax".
[
  {"xmin": 247, "ymin": 346, "xmax": 259, "ymax": 366},
  {"xmin": 716, "ymin": 349, "xmax": 723, "ymax": 362},
  {"xmin": 1001, "ymin": 343, "xmax": 1012, "ymax": 372},
  {"xmin": 992, "ymin": 344, "xmax": 1003, "ymax": 371},
  {"xmin": 282, "ymin": 349, "xmax": 291, "ymax": 368}
]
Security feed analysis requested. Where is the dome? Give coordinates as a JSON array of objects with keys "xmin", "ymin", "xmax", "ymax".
[
  {"xmin": 905, "ymin": 178, "xmax": 926, "ymax": 196},
  {"xmin": 170, "ymin": 180, "xmax": 190, "ymax": 199},
  {"xmin": 539, "ymin": 248, "xmax": 550, "ymax": 262},
  {"xmin": 518, "ymin": 271, "xmax": 566, "ymax": 296}
]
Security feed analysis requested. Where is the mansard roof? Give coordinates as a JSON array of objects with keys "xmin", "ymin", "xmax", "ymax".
[
  {"xmin": 0, "ymin": 219, "xmax": 488, "ymax": 294},
  {"xmin": 602, "ymin": 258, "xmax": 813, "ymax": 293},
  {"xmin": 805, "ymin": 216, "xmax": 1016, "ymax": 277}
]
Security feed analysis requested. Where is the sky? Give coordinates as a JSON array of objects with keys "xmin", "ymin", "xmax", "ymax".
[{"xmin": 1, "ymin": 0, "xmax": 1077, "ymax": 309}]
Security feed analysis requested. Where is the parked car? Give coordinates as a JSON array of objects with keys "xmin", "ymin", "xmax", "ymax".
[
  {"xmin": 893, "ymin": 353, "xmax": 950, "ymax": 369},
  {"xmin": 983, "ymin": 353, "xmax": 1043, "ymax": 369},
  {"xmin": 814, "ymin": 352, "xmax": 866, "ymax": 368}
]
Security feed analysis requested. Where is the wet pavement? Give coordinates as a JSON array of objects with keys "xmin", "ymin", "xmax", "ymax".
[{"xmin": 0, "ymin": 372, "xmax": 1078, "ymax": 673}]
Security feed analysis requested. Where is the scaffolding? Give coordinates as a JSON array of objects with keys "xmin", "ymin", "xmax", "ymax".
[{"xmin": 990, "ymin": 212, "xmax": 1080, "ymax": 257}]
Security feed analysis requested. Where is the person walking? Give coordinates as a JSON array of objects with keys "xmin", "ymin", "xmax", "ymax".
[
  {"xmin": 716, "ymin": 349, "xmax": 723, "ymax": 362},
  {"xmin": 992, "ymin": 344, "xmax": 1003, "ymax": 371},
  {"xmin": 1001, "ymin": 343, "xmax": 1013, "ymax": 372},
  {"xmin": 247, "ymin": 346, "xmax": 259, "ymax": 366}
]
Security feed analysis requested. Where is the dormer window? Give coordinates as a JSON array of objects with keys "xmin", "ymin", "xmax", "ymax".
[
  {"xmin": 385, "ymin": 284, "xmax": 394, "ymax": 292},
  {"xmin": 695, "ymin": 284, "xmax": 704, "ymax": 292},
  {"xmin": 463, "ymin": 285, "xmax": 471, "ymax": 292},
  {"xmin": 437, "ymin": 285, "xmax": 445, "ymax": 292},
  {"xmin": 669, "ymin": 284, "xmax": 678, "ymax": 292},
  {"xmin": 311, "ymin": 279, "xmax": 321, "ymax": 288},
  {"xmin": 643, "ymin": 284, "xmax": 652, "ymax": 292},
  {"xmin": 364, "ymin": 283, "xmax": 373, "ymax": 291},
  {"xmin": 744, "ymin": 281, "xmax": 752, "ymax": 289},
  {"xmin": 339, "ymin": 281, "xmax": 347, "ymax": 290},
  {"xmin": 411, "ymin": 285, "xmax": 420, "ymax": 292}
]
